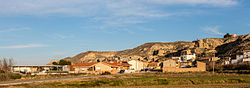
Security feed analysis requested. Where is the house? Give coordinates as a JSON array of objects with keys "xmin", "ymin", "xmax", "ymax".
[
  {"xmin": 242, "ymin": 50, "xmax": 250, "ymax": 62},
  {"xmin": 162, "ymin": 59, "xmax": 206, "ymax": 72},
  {"xmin": 128, "ymin": 60, "xmax": 147, "ymax": 71},
  {"xmin": 163, "ymin": 59, "xmax": 177, "ymax": 68},
  {"xmin": 181, "ymin": 54, "xmax": 196, "ymax": 62},
  {"xmin": 231, "ymin": 50, "xmax": 250, "ymax": 64},
  {"xmin": 231, "ymin": 34, "xmax": 238, "ymax": 38},
  {"xmin": 103, "ymin": 62, "xmax": 131, "ymax": 70},
  {"xmin": 147, "ymin": 62, "xmax": 161, "ymax": 69},
  {"xmin": 73, "ymin": 62, "xmax": 97, "ymax": 73},
  {"xmin": 11, "ymin": 65, "xmax": 63, "ymax": 74},
  {"xmin": 73, "ymin": 62, "xmax": 131, "ymax": 74}
]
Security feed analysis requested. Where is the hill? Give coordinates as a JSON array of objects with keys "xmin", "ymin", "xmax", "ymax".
[{"xmin": 48, "ymin": 34, "xmax": 250, "ymax": 65}]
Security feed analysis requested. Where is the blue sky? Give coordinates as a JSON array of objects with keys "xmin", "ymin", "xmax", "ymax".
[{"xmin": 0, "ymin": 0, "xmax": 249, "ymax": 65}]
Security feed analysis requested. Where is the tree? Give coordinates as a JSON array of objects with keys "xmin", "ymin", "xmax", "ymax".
[
  {"xmin": 52, "ymin": 62, "xmax": 58, "ymax": 65},
  {"xmin": 0, "ymin": 58, "xmax": 14, "ymax": 73},
  {"xmin": 58, "ymin": 60, "xmax": 71, "ymax": 65},
  {"xmin": 224, "ymin": 33, "xmax": 231, "ymax": 38}
]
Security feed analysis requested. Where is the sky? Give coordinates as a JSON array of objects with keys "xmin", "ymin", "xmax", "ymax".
[{"xmin": 0, "ymin": 0, "xmax": 249, "ymax": 65}]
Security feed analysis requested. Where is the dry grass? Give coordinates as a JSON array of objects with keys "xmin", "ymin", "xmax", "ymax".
[{"xmin": 3, "ymin": 72, "xmax": 250, "ymax": 88}]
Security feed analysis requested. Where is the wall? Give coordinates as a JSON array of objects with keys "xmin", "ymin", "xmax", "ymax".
[
  {"xmin": 163, "ymin": 60, "xmax": 176, "ymax": 68},
  {"xmin": 128, "ymin": 60, "xmax": 145, "ymax": 71},
  {"xmin": 163, "ymin": 61, "xmax": 206, "ymax": 72},
  {"xmin": 244, "ymin": 51, "xmax": 250, "ymax": 58}
]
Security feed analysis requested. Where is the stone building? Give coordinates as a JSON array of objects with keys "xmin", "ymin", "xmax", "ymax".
[{"xmin": 162, "ymin": 60, "xmax": 206, "ymax": 72}]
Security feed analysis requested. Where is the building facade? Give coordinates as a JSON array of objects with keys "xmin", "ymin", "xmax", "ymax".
[{"xmin": 128, "ymin": 60, "xmax": 147, "ymax": 71}]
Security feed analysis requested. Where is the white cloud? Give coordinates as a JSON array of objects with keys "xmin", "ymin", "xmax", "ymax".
[
  {"xmin": 0, "ymin": 0, "xmax": 238, "ymax": 16},
  {"xmin": 0, "ymin": 27, "xmax": 31, "ymax": 33},
  {"xmin": 202, "ymin": 26, "xmax": 224, "ymax": 35},
  {"xmin": 0, "ymin": 0, "xmax": 239, "ymax": 34},
  {"xmin": 52, "ymin": 34, "xmax": 74, "ymax": 39},
  {"xmin": 0, "ymin": 44, "xmax": 48, "ymax": 49},
  {"xmin": 148, "ymin": 0, "xmax": 238, "ymax": 6}
]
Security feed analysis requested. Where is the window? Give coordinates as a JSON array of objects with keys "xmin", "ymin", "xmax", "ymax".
[
  {"xmin": 76, "ymin": 68, "xmax": 80, "ymax": 71},
  {"xmin": 96, "ymin": 67, "xmax": 101, "ymax": 71}
]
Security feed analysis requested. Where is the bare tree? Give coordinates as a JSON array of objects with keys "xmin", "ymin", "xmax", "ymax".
[
  {"xmin": 0, "ymin": 58, "xmax": 17, "ymax": 81},
  {"xmin": 2, "ymin": 58, "xmax": 8, "ymax": 72},
  {"xmin": 0, "ymin": 59, "xmax": 2, "ymax": 71},
  {"xmin": 0, "ymin": 58, "xmax": 14, "ymax": 73},
  {"xmin": 8, "ymin": 58, "xmax": 13, "ymax": 72}
]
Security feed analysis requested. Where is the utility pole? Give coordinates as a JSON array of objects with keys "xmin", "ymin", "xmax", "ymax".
[
  {"xmin": 212, "ymin": 60, "xmax": 215, "ymax": 74},
  {"xmin": 212, "ymin": 53, "xmax": 217, "ymax": 74}
]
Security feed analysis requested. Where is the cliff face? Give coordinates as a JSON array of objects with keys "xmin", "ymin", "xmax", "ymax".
[
  {"xmin": 48, "ymin": 34, "xmax": 250, "ymax": 65},
  {"xmin": 216, "ymin": 34, "xmax": 250, "ymax": 57}
]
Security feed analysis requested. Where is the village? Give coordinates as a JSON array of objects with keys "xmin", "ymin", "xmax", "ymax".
[{"xmin": 11, "ymin": 49, "xmax": 250, "ymax": 75}]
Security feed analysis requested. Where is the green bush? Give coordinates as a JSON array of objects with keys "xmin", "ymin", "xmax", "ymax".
[
  {"xmin": 10, "ymin": 73, "xmax": 22, "ymax": 79},
  {"xmin": 0, "ymin": 73, "xmax": 8, "ymax": 81},
  {"xmin": 0, "ymin": 70, "xmax": 5, "ymax": 73},
  {"xmin": 0, "ymin": 73, "xmax": 22, "ymax": 81},
  {"xmin": 58, "ymin": 60, "xmax": 71, "ymax": 65},
  {"xmin": 52, "ymin": 62, "xmax": 58, "ymax": 65}
]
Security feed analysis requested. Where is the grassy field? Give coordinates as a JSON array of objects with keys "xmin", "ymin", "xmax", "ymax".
[{"xmin": 5, "ymin": 72, "xmax": 250, "ymax": 88}]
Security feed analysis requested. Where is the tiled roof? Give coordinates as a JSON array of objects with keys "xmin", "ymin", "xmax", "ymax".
[
  {"xmin": 148, "ymin": 62, "xmax": 159, "ymax": 67},
  {"xmin": 74, "ymin": 62, "xmax": 131, "ymax": 67},
  {"xmin": 244, "ymin": 50, "xmax": 250, "ymax": 52},
  {"xmin": 104, "ymin": 62, "xmax": 131, "ymax": 66},
  {"xmin": 75, "ymin": 62, "xmax": 97, "ymax": 67}
]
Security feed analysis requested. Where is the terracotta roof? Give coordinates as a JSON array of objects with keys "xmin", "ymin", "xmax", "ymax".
[
  {"xmin": 74, "ymin": 62, "xmax": 131, "ymax": 67},
  {"xmin": 75, "ymin": 62, "xmax": 97, "ymax": 67},
  {"xmin": 119, "ymin": 63, "xmax": 131, "ymax": 66},
  {"xmin": 244, "ymin": 50, "xmax": 250, "ymax": 52},
  {"xmin": 104, "ymin": 62, "xmax": 131, "ymax": 66},
  {"xmin": 148, "ymin": 62, "xmax": 159, "ymax": 67}
]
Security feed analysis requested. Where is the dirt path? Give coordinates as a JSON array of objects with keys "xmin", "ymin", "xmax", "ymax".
[{"xmin": 0, "ymin": 74, "xmax": 124, "ymax": 86}]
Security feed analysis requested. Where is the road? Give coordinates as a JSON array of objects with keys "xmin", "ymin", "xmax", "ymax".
[{"xmin": 0, "ymin": 74, "xmax": 126, "ymax": 86}]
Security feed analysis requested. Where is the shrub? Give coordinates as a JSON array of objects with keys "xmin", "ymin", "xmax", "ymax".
[
  {"xmin": 0, "ymin": 73, "xmax": 8, "ymax": 81},
  {"xmin": 224, "ymin": 33, "xmax": 231, "ymax": 38},
  {"xmin": 101, "ymin": 71, "xmax": 111, "ymax": 75},
  {"xmin": 58, "ymin": 60, "xmax": 71, "ymax": 65},
  {"xmin": 10, "ymin": 73, "xmax": 22, "ymax": 79},
  {"xmin": 52, "ymin": 62, "xmax": 58, "ymax": 65},
  {"xmin": 0, "ymin": 73, "xmax": 22, "ymax": 81},
  {"xmin": 0, "ymin": 70, "xmax": 5, "ymax": 73}
]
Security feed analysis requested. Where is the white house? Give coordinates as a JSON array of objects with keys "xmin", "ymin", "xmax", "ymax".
[
  {"xmin": 181, "ymin": 54, "xmax": 196, "ymax": 62},
  {"xmin": 128, "ymin": 60, "xmax": 147, "ymax": 71},
  {"xmin": 12, "ymin": 65, "xmax": 63, "ymax": 73},
  {"xmin": 231, "ymin": 50, "xmax": 250, "ymax": 64}
]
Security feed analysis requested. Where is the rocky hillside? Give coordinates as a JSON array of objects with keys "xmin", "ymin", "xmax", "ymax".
[
  {"xmin": 48, "ymin": 34, "xmax": 250, "ymax": 65},
  {"xmin": 216, "ymin": 34, "xmax": 250, "ymax": 57}
]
